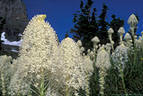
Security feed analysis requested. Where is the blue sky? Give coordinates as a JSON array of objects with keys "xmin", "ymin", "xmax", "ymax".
[{"xmin": 23, "ymin": 0, "xmax": 143, "ymax": 41}]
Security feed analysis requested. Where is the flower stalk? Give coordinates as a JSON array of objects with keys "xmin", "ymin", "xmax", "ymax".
[
  {"xmin": 119, "ymin": 68, "xmax": 128, "ymax": 96},
  {"xmin": 98, "ymin": 69, "xmax": 107, "ymax": 96}
]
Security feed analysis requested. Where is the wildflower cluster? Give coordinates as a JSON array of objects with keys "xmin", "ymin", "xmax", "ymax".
[{"xmin": 0, "ymin": 13, "xmax": 142, "ymax": 96}]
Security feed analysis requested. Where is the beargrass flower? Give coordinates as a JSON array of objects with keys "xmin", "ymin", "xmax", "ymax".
[
  {"xmin": 0, "ymin": 55, "xmax": 12, "ymax": 96},
  {"xmin": 91, "ymin": 36, "xmax": 100, "ymax": 59},
  {"xmin": 57, "ymin": 37, "xmax": 93, "ymax": 96},
  {"xmin": 118, "ymin": 27, "xmax": 125, "ymax": 43},
  {"xmin": 108, "ymin": 28, "xmax": 114, "ymax": 34},
  {"xmin": 91, "ymin": 36, "xmax": 100, "ymax": 48},
  {"xmin": 112, "ymin": 43, "xmax": 129, "ymax": 95},
  {"xmin": 128, "ymin": 14, "xmax": 138, "ymax": 28},
  {"xmin": 128, "ymin": 14, "xmax": 138, "ymax": 42},
  {"xmin": 108, "ymin": 28, "xmax": 114, "ymax": 50},
  {"xmin": 95, "ymin": 45, "xmax": 111, "ymax": 96},
  {"xmin": 124, "ymin": 33, "xmax": 132, "ymax": 47},
  {"xmin": 105, "ymin": 43, "xmax": 112, "ymax": 54},
  {"xmin": 112, "ymin": 43, "xmax": 128, "ymax": 70},
  {"xmin": 77, "ymin": 40, "xmax": 82, "ymax": 47},
  {"xmin": 135, "ymin": 37, "xmax": 142, "ymax": 48},
  {"xmin": 96, "ymin": 45, "xmax": 111, "ymax": 70},
  {"xmin": 124, "ymin": 33, "xmax": 131, "ymax": 41},
  {"xmin": 9, "ymin": 14, "xmax": 59, "ymax": 95}
]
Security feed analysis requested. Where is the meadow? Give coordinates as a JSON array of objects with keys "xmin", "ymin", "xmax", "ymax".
[{"xmin": 0, "ymin": 14, "xmax": 143, "ymax": 96}]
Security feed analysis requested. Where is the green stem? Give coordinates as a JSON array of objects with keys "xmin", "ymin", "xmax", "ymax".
[
  {"xmin": 120, "ymin": 69, "xmax": 128, "ymax": 96},
  {"xmin": 39, "ymin": 71, "xmax": 45, "ymax": 96},
  {"xmin": 85, "ymin": 85, "xmax": 89, "ymax": 96}
]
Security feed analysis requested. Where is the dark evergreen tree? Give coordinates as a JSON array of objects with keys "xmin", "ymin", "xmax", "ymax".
[
  {"xmin": 71, "ymin": 0, "xmax": 98, "ymax": 52},
  {"xmin": 70, "ymin": 0, "xmax": 124, "ymax": 52},
  {"xmin": 97, "ymin": 4, "xmax": 109, "ymax": 44},
  {"xmin": 109, "ymin": 15, "xmax": 124, "ymax": 48},
  {"xmin": 0, "ymin": 17, "xmax": 5, "ymax": 51}
]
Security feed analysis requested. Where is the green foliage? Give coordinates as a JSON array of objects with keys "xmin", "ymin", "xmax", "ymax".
[
  {"xmin": 88, "ymin": 45, "xmax": 143, "ymax": 96},
  {"xmin": 104, "ymin": 47, "xmax": 143, "ymax": 95},
  {"xmin": 125, "ymin": 47, "xmax": 143, "ymax": 94},
  {"xmin": 30, "ymin": 71, "xmax": 49, "ymax": 96}
]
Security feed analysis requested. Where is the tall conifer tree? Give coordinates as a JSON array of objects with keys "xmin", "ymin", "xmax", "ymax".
[
  {"xmin": 71, "ymin": 0, "xmax": 124, "ymax": 52},
  {"xmin": 97, "ymin": 4, "xmax": 109, "ymax": 44},
  {"xmin": 71, "ymin": 0, "xmax": 98, "ymax": 52}
]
